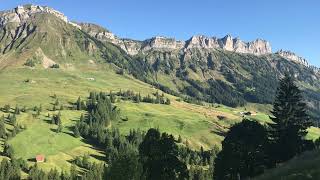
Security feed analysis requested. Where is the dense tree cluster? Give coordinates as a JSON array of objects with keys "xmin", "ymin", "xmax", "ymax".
[
  {"xmin": 0, "ymin": 106, "xmax": 24, "ymax": 141},
  {"xmin": 71, "ymin": 91, "xmax": 214, "ymax": 180},
  {"xmin": 114, "ymin": 90, "xmax": 171, "ymax": 105},
  {"xmin": 182, "ymin": 79, "xmax": 246, "ymax": 107},
  {"xmin": 74, "ymin": 92, "xmax": 120, "ymax": 143},
  {"xmin": 214, "ymin": 74, "xmax": 314, "ymax": 180},
  {"xmin": 74, "ymin": 90, "xmax": 171, "ymax": 109},
  {"xmin": 0, "ymin": 158, "xmax": 23, "ymax": 179}
]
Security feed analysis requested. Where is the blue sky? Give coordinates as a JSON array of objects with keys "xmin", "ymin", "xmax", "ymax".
[{"xmin": 1, "ymin": 0, "xmax": 319, "ymax": 66}]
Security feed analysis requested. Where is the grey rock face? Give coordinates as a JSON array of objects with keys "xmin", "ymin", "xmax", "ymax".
[
  {"xmin": 185, "ymin": 35, "xmax": 272, "ymax": 55},
  {"xmin": 79, "ymin": 24, "xmax": 273, "ymax": 56},
  {"xmin": 276, "ymin": 50, "xmax": 319, "ymax": 73},
  {"xmin": 0, "ymin": 5, "xmax": 80, "ymax": 29},
  {"xmin": 276, "ymin": 49, "xmax": 309, "ymax": 66}
]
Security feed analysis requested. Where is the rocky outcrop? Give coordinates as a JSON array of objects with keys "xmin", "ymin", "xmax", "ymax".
[
  {"xmin": 185, "ymin": 35, "xmax": 272, "ymax": 55},
  {"xmin": 0, "ymin": 5, "xmax": 80, "ymax": 29},
  {"xmin": 79, "ymin": 24, "xmax": 272, "ymax": 56},
  {"xmin": 275, "ymin": 50, "xmax": 320, "ymax": 73},
  {"xmin": 276, "ymin": 50, "xmax": 309, "ymax": 66},
  {"xmin": 142, "ymin": 36, "xmax": 185, "ymax": 51}
]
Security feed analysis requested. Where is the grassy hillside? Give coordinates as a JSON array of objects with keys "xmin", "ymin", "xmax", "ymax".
[
  {"xmin": 0, "ymin": 6, "xmax": 319, "ymax": 176},
  {"xmin": 0, "ymin": 63, "xmax": 295, "ymax": 173}
]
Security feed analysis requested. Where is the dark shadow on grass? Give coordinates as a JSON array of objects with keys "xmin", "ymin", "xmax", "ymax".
[
  {"xmin": 80, "ymin": 138, "xmax": 105, "ymax": 152},
  {"xmin": 211, "ymin": 130, "xmax": 227, "ymax": 137},
  {"xmin": 90, "ymin": 154, "xmax": 105, "ymax": 161},
  {"xmin": 63, "ymin": 131, "xmax": 76, "ymax": 137},
  {"xmin": 43, "ymin": 117, "xmax": 52, "ymax": 124},
  {"xmin": 27, "ymin": 158, "xmax": 36, "ymax": 162},
  {"xmin": 49, "ymin": 128, "xmax": 59, "ymax": 133}
]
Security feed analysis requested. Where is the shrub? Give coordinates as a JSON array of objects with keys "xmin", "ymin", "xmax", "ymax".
[{"xmin": 50, "ymin": 64, "xmax": 60, "ymax": 68}]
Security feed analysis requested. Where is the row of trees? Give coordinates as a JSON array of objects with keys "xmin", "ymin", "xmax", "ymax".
[
  {"xmin": 114, "ymin": 90, "xmax": 171, "ymax": 105},
  {"xmin": 214, "ymin": 74, "xmax": 315, "ymax": 180},
  {"xmin": 74, "ymin": 91, "xmax": 171, "ymax": 111}
]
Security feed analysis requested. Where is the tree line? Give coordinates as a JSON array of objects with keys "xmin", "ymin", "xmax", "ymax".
[{"xmin": 74, "ymin": 90, "xmax": 171, "ymax": 112}]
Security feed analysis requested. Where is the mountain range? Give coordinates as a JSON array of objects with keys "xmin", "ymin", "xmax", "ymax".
[{"xmin": 1, "ymin": 4, "xmax": 320, "ymax": 119}]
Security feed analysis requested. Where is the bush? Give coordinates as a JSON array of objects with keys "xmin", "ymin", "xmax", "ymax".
[
  {"xmin": 24, "ymin": 59, "xmax": 36, "ymax": 67},
  {"xmin": 116, "ymin": 69, "xmax": 124, "ymax": 75},
  {"xmin": 50, "ymin": 64, "xmax": 60, "ymax": 68}
]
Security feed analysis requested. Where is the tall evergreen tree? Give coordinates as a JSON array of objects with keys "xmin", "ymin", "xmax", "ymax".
[
  {"xmin": 214, "ymin": 119, "xmax": 268, "ymax": 180},
  {"xmin": 268, "ymin": 74, "xmax": 313, "ymax": 163},
  {"xmin": 73, "ymin": 126, "xmax": 80, "ymax": 138},
  {"xmin": 0, "ymin": 116, "xmax": 6, "ymax": 138},
  {"xmin": 14, "ymin": 105, "xmax": 20, "ymax": 115},
  {"xmin": 107, "ymin": 149, "xmax": 142, "ymax": 180},
  {"xmin": 139, "ymin": 128, "xmax": 189, "ymax": 180},
  {"xmin": 76, "ymin": 97, "xmax": 82, "ymax": 110}
]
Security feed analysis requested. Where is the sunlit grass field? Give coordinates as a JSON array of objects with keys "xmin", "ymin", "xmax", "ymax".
[{"xmin": 0, "ymin": 66, "xmax": 319, "ymax": 173}]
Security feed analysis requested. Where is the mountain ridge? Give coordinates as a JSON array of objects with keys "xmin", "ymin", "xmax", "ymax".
[
  {"xmin": 1, "ymin": 4, "xmax": 320, "ymax": 120},
  {"xmin": 78, "ymin": 22, "xmax": 273, "ymax": 56},
  {"xmin": 1, "ymin": 4, "xmax": 317, "ymax": 70},
  {"xmin": 77, "ymin": 19, "xmax": 318, "ymax": 70}
]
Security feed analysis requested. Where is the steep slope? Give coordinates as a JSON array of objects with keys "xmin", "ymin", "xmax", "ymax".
[
  {"xmin": 0, "ymin": 5, "xmax": 132, "ymax": 70},
  {"xmin": 79, "ymin": 23, "xmax": 320, "ymax": 120},
  {"xmin": 1, "ymin": 5, "xmax": 320, "ymax": 121}
]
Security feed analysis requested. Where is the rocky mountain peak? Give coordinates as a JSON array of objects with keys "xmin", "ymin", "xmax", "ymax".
[
  {"xmin": 0, "ymin": 5, "xmax": 80, "ymax": 29},
  {"xmin": 184, "ymin": 35, "xmax": 272, "ymax": 55},
  {"xmin": 77, "ymin": 22, "xmax": 273, "ymax": 56}
]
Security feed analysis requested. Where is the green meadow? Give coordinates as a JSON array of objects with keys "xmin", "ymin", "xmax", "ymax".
[{"xmin": 0, "ymin": 66, "xmax": 319, "ymax": 172}]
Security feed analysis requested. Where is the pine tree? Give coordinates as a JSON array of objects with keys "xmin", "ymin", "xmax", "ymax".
[
  {"xmin": 3, "ymin": 104, "xmax": 10, "ymax": 113},
  {"xmin": 165, "ymin": 98, "xmax": 171, "ymax": 105},
  {"xmin": 110, "ymin": 92, "xmax": 116, "ymax": 103},
  {"xmin": 3, "ymin": 142, "xmax": 14, "ymax": 158},
  {"xmin": 76, "ymin": 97, "xmax": 81, "ymax": 110},
  {"xmin": 70, "ymin": 163, "xmax": 77, "ymax": 179},
  {"xmin": 214, "ymin": 119, "xmax": 268, "ymax": 179},
  {"xmin": 14, "ymin": 105, "xmax": 20, "ymax": 115},
  {"xmin": 57, "ymin": 124, "xmax": 63, "ymax": 133},
  {"xmin": 74, "ymin": 125, "xmax": 80, "ymax": 138},
  {"xmin": 0, "ymin": 117, "xmax": 6, "ymax": 138},
  {"xmin": 9, "ymin": 114, "xmax": 16, "ymax": 125},
  {"xmin": 55, "ymin": 99, "xmax": 60, "ymax": 106},
  {"xmin": 268, "ymin": 74, "xmax": 313, "ymax": 163},
  {"xmin": 36, "ymin": 108, "xmax": 41, "ymax": 117},
  {"xmin": 177, "ymin": 135, "xmax": 182, "ymax": 143}
]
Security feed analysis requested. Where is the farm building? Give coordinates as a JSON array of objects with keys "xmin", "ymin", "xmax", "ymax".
[{"xmin": 36, "ymin": 155, "xmax": 45, "ymax": 163}]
